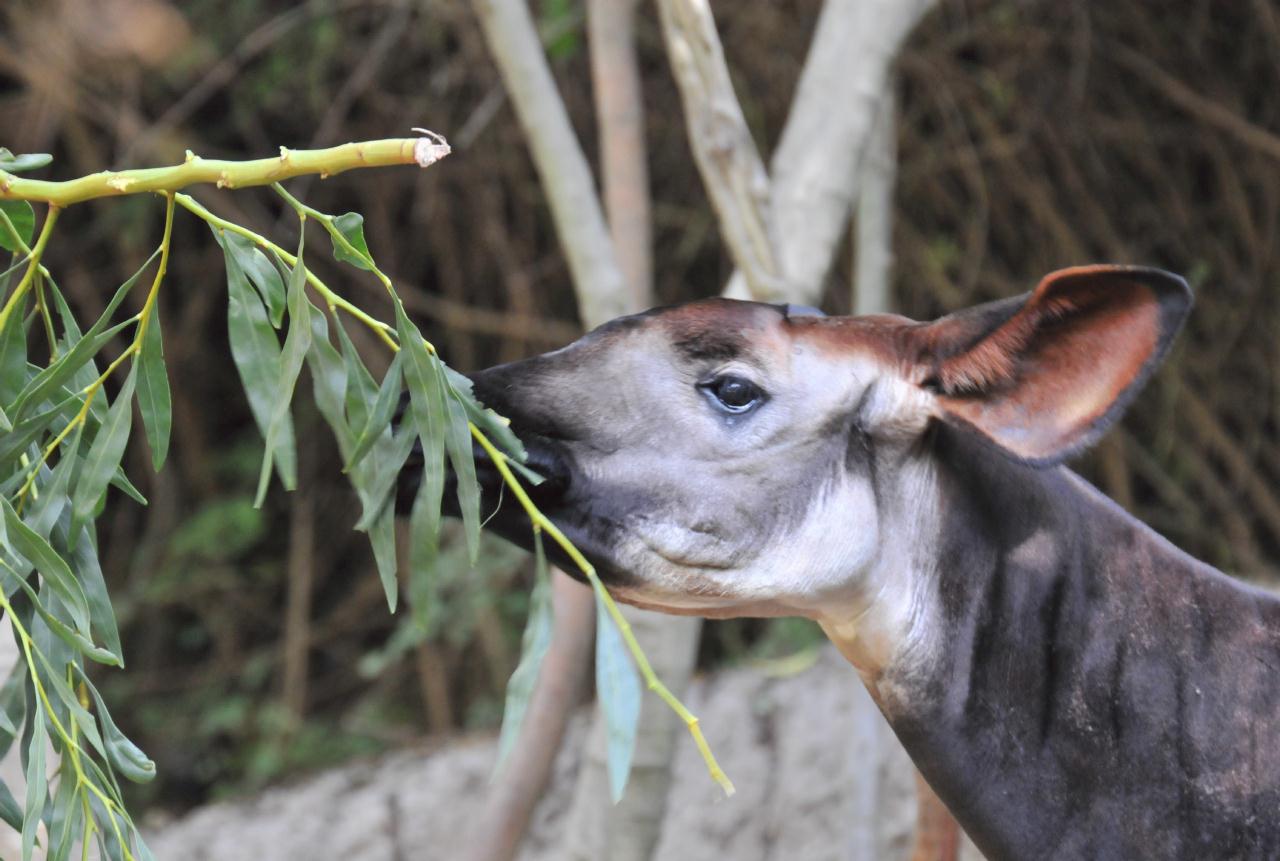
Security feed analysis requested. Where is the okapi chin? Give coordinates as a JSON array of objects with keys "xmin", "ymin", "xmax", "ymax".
[{"xmin": 402, "ymin": 265, "xmax": 1280, "ymax": 859}]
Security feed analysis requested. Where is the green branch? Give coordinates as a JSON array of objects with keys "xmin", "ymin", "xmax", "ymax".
[{"xmin": 0, "ymin": 135, "xmax": 450, "ymax": 207}]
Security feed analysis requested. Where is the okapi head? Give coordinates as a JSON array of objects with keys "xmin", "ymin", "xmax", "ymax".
[{"xmin": 463, "ymin": 266, "xmax": 1190, "ymax": 647}]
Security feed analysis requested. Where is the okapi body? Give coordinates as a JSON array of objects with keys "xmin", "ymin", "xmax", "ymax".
[{"xmin": 416, "ymin": 266, "xmax": 1280, "ymax": 859}]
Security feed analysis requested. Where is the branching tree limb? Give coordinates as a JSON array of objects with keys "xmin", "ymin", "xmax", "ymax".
[
  {"xmin": 654, "ymin": 0, "xmax": 787, "ymax": 301},
  {"xmin": 767, "ymin": 0, "xmax": 934, "ymax": 304},
  {"xmin": 470, "ymin": 0, "xmax": 631, "ymax": 329},
  {"xmin": 469, "ymin": 2, "xmax": 705, "ymax": 859}
]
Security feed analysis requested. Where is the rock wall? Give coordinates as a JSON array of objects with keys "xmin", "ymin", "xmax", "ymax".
[{"xmin": 146, "ymin": 648, "xmax": 936, "ymax": 861}]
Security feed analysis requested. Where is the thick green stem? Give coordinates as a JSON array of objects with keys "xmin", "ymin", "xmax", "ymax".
[{"xmin": 0, "ymin": 137, "xmax": 449, "ymax": 207}]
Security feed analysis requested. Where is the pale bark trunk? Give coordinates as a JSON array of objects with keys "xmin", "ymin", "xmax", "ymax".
[
  {"xmin": 853, "ymin": 89, "xmax": 896, "ymax": 316},
  {"xmin": 561, "ymin": 5, "xmax": 704, "ymax": 858},
  {"xmin": 469, "ymin": 3, "xmax": 704, "ymax": 860},
  {"xmin": 469, "ymin": 0, "xmax": 630, "ymax": 329},
  {"xmin": 468, "ymin": 575, "xmax": 596, "ymax": 861}
]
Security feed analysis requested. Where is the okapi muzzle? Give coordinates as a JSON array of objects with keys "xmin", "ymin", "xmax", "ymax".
[{"xmin": 402, "ymin": 265, "xmax": 1280, "ymax": 859}]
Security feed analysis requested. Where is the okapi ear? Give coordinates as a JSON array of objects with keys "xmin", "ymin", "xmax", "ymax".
[{"xmin": 912, "ymin": 266, "xmax": 1192, "ymax": 465}]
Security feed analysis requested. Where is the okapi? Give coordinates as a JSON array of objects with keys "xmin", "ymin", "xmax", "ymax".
[{"xmin": 413, "ymin": 266, "xmax": 1280, "ymax": 859}]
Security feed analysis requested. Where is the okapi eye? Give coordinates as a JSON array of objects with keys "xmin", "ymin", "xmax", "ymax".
[{"xmin": 702, "ymin": 375, "xmax": 764, "ymax": 414}]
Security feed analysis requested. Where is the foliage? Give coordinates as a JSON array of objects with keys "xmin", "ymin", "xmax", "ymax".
[{"xmin": 0, "ymin": 140, "xmax": 730, "ymax": 858}]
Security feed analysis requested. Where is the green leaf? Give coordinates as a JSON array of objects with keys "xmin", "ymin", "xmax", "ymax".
[
  {"xmin": 9, "ymin": 246, "xmax": 156, "ymax": 423},
  {"xmin": 0, "ymin": 201, "xmax": 34, "ymax": 253},
  {"xmin": 216, "ymin": 228, "xmax": 296, "ymax": 489},
  {"xmin": 353, "ymin": 425, "xmax": 416, "ymax": 531},
  {"xmin": 254, "ymin": 238, "xmax": 311, "ymax": 507},
  {"xmin": 396, "ymin": 302, "xmax": 448, "ymax": 618},
  {"xmin": 223, "ymin": 232, "xmax": 286, "ymax": 328},
  {"xmin": 369, "ymin": 506, "xmax": 398, "ymax": 612},
  {"xmin": 0, "ymin": 290, "xmax": 27, "ymax": 404},
  {"xmin": 21, "ymin": 707, "xmax": 45, "ymax": 861},
  {"xmin": 329, "ymin": 212, "xmax": 372, "ymax": 270},
  {"xmin": 304, "ymin": 304, "xmax": 352, "ymax": 457},
  {"xmin": 76, "ymin": 669, "xmax": 155, "ymax": 783},
  {"xmin": 335, "ymin": 318, "xmax": 376, "ymax": 431},
  {"xmin": 71, "ymin": 364, "xmax": 137, "ymax": 540},
  {"xmin": 136, "ymin": 309, "xmax": 172, "ymax": 471},
  {"xmin": 0, "ymin": 498, "xmax": 90, "ymax": 633},
  {"xmin": 442, "ymin": 372, "xmax": 481, "ymax": 563},
  {"xmin": 27, "ymin": 420, "xmax": 81, "ymax": 539},
  {"xmin": 0, "ymin": 661, "xmax": 27, "ymax": 759},
  {"xmin": 442, "ymin": 366, "xmax": 541, "ymax": 485},
  {"xmin": 0, "ymin": 151, "xmax": 53, "ymax": 173},
  {"xmin": 109, "ymin": 466, "xmax": 148, "ymax": 506},
  {"xmin": 46, "ymin": 762, "xmax": 82, "ymax": 861},
  {"xmin": 408, "ymin": 469, "xmax": 441, "ymax": 628},
  {"xmin": 345, "ymin": 350, "xmax": 403, "ymax": 472},
  {"xmin": 69, "ymin": 525, "xmax": 123, "ymax": 665},
  {"xmin": 594, "ymin": 587, "xmax": 640, "ymax": 804},
  {"xmin": 0, "ymin": 777, "xmax": 21, "ymax": 832},
  {"xmin": 0, "ymin": 394, "xmax": 77, "ymax": 475},
  {"xmin": 0, "ymin": 560, "xmax": 118, "ymax": 666},
  {"xmin": 495, "ymin": 531, "xmax": 554, "ymax": 770}
]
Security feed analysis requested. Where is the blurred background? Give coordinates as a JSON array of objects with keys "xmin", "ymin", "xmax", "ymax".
[{"xmin": 3, "ymin": 0, "xmax": 1279, "ymax": 854}]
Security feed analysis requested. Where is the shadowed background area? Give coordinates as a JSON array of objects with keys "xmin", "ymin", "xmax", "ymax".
[{"xmin": 2, "ymin": 0, "xmax": 1278, "ymax": 822}]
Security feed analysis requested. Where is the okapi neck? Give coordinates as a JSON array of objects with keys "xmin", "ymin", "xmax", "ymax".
[{"xmin": 877, "ymin": 428, "xmax": 1280, "ymax": 859}]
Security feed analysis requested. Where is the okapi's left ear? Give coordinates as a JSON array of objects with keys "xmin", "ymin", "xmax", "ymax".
[{"xmin": 912, "ymin": 265, "xmax": 1192, "ymax": 465}]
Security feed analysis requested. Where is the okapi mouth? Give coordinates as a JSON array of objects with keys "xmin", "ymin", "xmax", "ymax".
[{"xmin": 394, "ymin": 417, "xmax": 638, "ymax": 589}]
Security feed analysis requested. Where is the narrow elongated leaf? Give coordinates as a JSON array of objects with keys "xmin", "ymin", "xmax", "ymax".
[
  {"xmin": 0, "ymin": 561, "xmax": 118, "ymax": 666},
  {"xmin": 353, "ymin": 425, "xmax": 416, "ymax": 530},
  {"xmin": 0, "ymin": 151, "xmax": 52, "ymax": 173},
  {"xmin": 443, "ymin": 366, "xmax": 527, "ymax": 462},
  {"xmin": 216, "ymin": 228, "xmax": 296, "ymax": 488},
  {"xmin": 0, "ymin": 777, "xmax": 21, "ymax": 832},
  {"xmin": 0, "ymin": 661, "xmax": 26, "ymax": 757},
  {"xmin": 76, "ymin": 670, "xmax": 155, "ymax": 783},
  {"xmin": 305, "ymin": 304, "xmax": 351, "ymax": 457},
  {"xmin": 594, "ymin": 588, "xmax": 641, "ymax": 803},
  {"xmin": 368, "ymin": 506, "xmax": 398, "ymax": 612},
  {"xmin": 21, "ymin": 708, "xmax": 45, "ymax": 861},
  {"xmin": 0, "ymin": 201, "xmax": 33, "ymax": 253},
  {"xmin": 255, "ymin": 239, "xmax": 311, "ymax": 507},
  {"xmin": 136, "ymin": 309, "xmax": 172, "ymax": 471},
  {"xmin": 0, "ymin": 394, "xmax": 78, "ymax": 473},
  {"xmin": 109, "ymin": 467, "xmax": 147, "ymax": 506},
  {"xmin": 346, "ymin": 350, "xmax": 403, "ymax": 471},
  {"xmin": 0, "ymin": 498, "xmax": 89, "ymax": 632},
  {"xmin": 10, "ymin": 250, "xmax": 157, "ymax": 423},
  {"xmin": 329, "ymin": 212, "xmax": 372, "ymax": 270},
  {"xmin": 47, "ymin": 763, "xmax": 82, "ymax": 861},
  {"xmin": 335, "ymin": 318, "xmax": 376, "ymax": 430},
  {"xmin": 396, "ymin": 303, "xmax": 448, "ymax": 614},
  {"xmin": 408, "ymin": 469, "xmax": 442, "ymax": 626},
  {"xmin": 9, "ymin": 319, "xmax": 131, "ymax": 426},
  {"xmin": 69, "ymin": 525, "xmax": 122, "ymax": 664},
  {"xmin": 71, "ymin": 364, "xmax": 136, "ymax": 540},
  {"xmin": 0, "ymin": 293, "xmax": 27, "ymax": 405},
  {"xmin": 495, "ymin": 532, "xmax": 554, "ymax": 770},
  {"xmin": 442, "ymin": 372, "xmax": 481, "ymax": 563},
  {"xmin": 224, "ymin": 232, "xmax": 287, "ymax": 328},
  {"xmin": 27, "ymin": 421, "xmax": 81, "ymax": 539}
]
